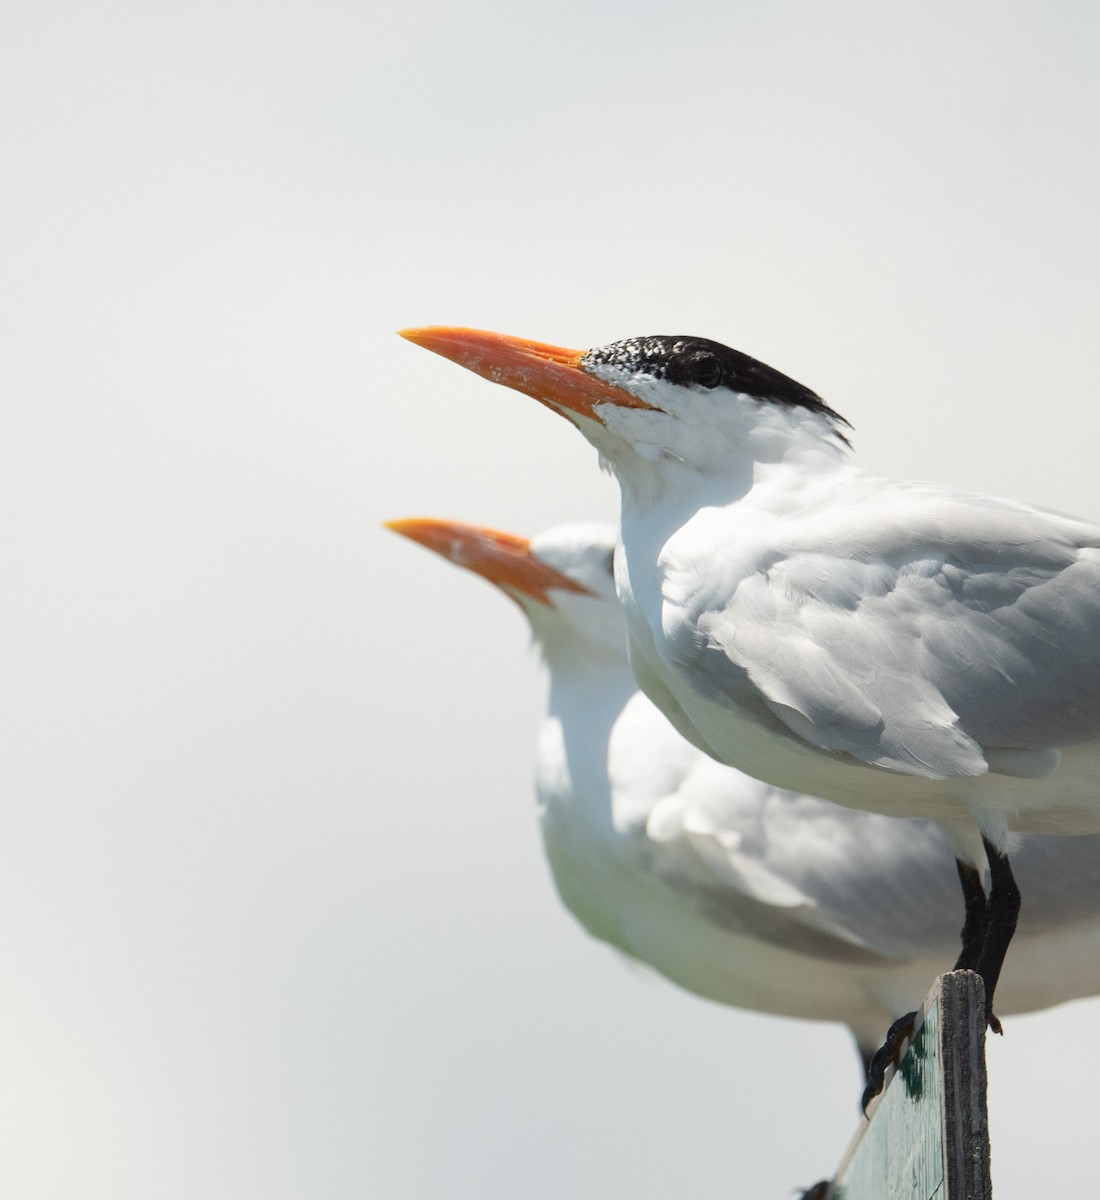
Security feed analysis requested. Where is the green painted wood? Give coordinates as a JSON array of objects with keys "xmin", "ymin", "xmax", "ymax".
[{"xmin": 829, "ymin": 971, "xmax": 991, "ymax": 1200}]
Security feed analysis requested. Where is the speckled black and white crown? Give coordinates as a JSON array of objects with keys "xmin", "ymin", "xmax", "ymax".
[{"xmin": 581, "ymin": 335, "xmax": 849, "ymax": 429}]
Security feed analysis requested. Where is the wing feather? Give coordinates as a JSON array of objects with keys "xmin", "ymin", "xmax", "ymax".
[{"xmin": 664, "ymin": 480, "xmax": 1100, "ymax": 779}]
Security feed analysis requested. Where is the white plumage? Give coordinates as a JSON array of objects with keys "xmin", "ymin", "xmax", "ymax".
[
  {"xmin": 398, "ymin": 325, "xmax": 1100, "ymax": 1027},
  {"xmin": 388, "ymin": 516, "xmax": 1100, "ymax": 1060}
]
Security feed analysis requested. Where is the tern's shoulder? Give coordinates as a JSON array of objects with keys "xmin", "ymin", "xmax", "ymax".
[
  {"xmin": 663, "ymin": 472, "xmax": 1100, "ymax": 613},
  {"xmin": 818, "ymin": 473, "xmax": 1100, "ymax": 557},
  {"xmin": 658, "ymin": 474, "xmax": 1100, "ymax": 616}
]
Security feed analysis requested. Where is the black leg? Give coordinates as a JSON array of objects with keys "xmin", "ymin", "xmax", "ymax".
[
  {"xmin": 973, "ymin": 837, "xmax": 1021, "ymax": 1034},
  {"xmin": 953, "ymin": 858, "xmax": 988, "ymax": 971},
  {"xmin": 861, "ymin": 853, "xmax": 991, "ymax": 1110}
]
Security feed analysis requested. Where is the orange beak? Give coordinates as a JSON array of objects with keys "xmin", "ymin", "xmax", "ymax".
[
  {"xmin": 397, "ymin": 326, "xmax": 651, "ymax": 420},
  {"xmin": 385, "ymin": 517, "xmax": 592, "ymax": 607}
]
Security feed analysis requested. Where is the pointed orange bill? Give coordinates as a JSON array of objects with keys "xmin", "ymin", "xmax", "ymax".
[
  {"xmin": 385, "ymin": 517, "xmax": 592, "ymax": 607},
  {"xmin": 398, "ymin": 326, "xmax": 651, "ymax": 420}
]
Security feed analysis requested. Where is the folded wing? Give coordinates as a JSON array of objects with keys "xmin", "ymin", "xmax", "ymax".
[{"xmin": 666, "ymin": 482, "xmax": 1100, "ymax": 780}]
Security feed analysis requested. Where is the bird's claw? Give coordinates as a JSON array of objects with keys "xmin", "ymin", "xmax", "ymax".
[
  {"xmin": 861, "ymin": 1010, "xmax": 917, "ymax": 1113},
  {"xmin": 798, "ymin": 1181, "xmax": 831, "ymax": 1200}
]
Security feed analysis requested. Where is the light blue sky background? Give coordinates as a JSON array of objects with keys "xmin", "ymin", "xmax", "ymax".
[{"xmin": 3, "ymin": 2, "xmax": 1099, "ymax": 1196}]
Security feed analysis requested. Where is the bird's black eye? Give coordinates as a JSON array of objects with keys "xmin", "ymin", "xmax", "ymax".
[{"xmin": 671, "ymin": 350, "xmax": 724, "ymax": 390}]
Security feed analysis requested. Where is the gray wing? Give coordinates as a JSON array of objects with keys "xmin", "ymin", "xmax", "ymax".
[
  {"xmin": 676, "ymin": 794, "xmax": 965, "ymax": 962},
  {"xmin": 671, "ymin": 482, "xmax": 1100, "ymax": 779},
  {"xmin": 1013, "ymin": 833, "xmax": 1100, "ymax": 933},
  {"xmin": 617, "ymin": 726, "xmax": 966, "ymax": 961}
]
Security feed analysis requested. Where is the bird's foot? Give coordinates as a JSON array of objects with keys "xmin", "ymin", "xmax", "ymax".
[
  {"xmin": 860, "ymin": 1010, "xmax": 917, "ymax": 1113},
  {"xmin": 797, "ymin": 1181, "xmax": 831, "ymax": 1200}
]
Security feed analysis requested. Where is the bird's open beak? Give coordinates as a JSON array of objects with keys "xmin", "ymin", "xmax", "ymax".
[
  {"xmin": 384, "ymin": 517, "xmax": 591, "ymax": 606},
  {"xmin": 398, "ymin": 326, "xmax": 650, "ymax": 420}
]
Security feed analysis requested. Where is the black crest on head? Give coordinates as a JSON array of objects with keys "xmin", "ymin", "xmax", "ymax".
[{"xmin": 582, "ymin": 336, "xmax": 850, "ymax": 433}]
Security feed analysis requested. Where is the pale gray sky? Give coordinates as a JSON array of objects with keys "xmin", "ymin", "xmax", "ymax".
[{"xmin": 2, "ymin": 2, "xmax": 1099, "ymax": 1196}]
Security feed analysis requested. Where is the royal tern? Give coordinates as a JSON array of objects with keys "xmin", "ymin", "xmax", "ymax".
[
  {"xmin": 386, "ymin": 515, "xmax": 1100, "ymax": 1080},
  {"xmin": 399, "ymin": 326, "xmax": 1100, "ymax": 1048}
]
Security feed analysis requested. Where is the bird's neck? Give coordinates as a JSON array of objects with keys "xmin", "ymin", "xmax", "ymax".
[
  {"xmin": 542, "ymin": 638, "xmax": 636, "ymax": 718},
  {"xmin": 614, "ymin": 445, "xmax": 852, "ymax": 567},
  {"xmin": 605, "ymin": 397, "xmax": 850, "ymax": 517},
  {"xmin": 535, "ymin": 646, "xmax": 635, "ymax": 851}
]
